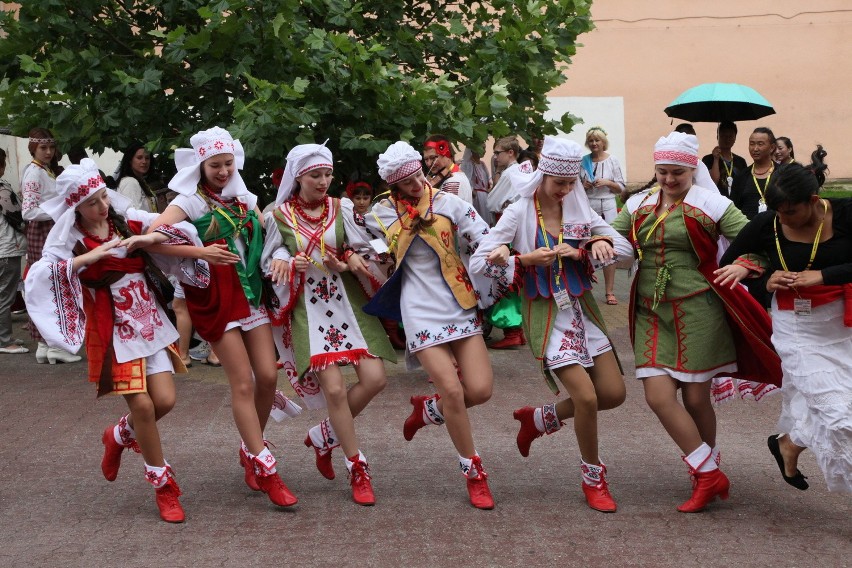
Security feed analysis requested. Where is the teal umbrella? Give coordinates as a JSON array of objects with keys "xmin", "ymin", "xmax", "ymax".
[{"xmin": 664, "ymin": 83, "xmax": 775, "ymax": 123}]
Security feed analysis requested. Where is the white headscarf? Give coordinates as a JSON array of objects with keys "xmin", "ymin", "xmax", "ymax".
[
  {"xmin": 653, "ymin": 132, "xmax": 699, "ymax": 168},
  {"xmin": 168, "ymin": 126, "xmax": 255, "ymax": 208},
  {"xmin": 376, "ymin": 141, "xmax": 423, "ymax": 185},
  {"xmin": 275, "ymin": 141, "xmax": 333, "ymax": 206},
  {"xmin": 507, "ymin": 136, "xmax": 592, "ymax": 233},
  {"xmin": 41, "ymin": 158, "xmax": 132, "ymax": 256}
]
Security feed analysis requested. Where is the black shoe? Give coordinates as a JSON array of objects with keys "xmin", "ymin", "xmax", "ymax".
[{"xmin": 767, "ymin": 435, "xmax": 808, "ymax": 490}]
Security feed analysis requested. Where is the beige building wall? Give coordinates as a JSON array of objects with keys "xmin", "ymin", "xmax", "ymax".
[{"xmin": 554, "ymin": 1, "xmax": 852, "ymax": 182}]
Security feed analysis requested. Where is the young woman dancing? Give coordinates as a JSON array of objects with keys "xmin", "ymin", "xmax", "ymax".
[
  {"xmin": 149, "ymin": 127, "xmax": 297, "ymax": 508},
  {"xmin": 25, "ymin": 159, "xmax": 219, "ymax": 522},
  {"xmin": 471, "ymin": 136, "xmax": 630, "ymax": 512},
  {"xmin": 263, "ymin": 143, "xmax": 395, "ymax": 506}
]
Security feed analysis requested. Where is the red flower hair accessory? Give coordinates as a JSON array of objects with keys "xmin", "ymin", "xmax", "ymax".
[
  {"xmin": 424, "ymin": 140, "xmax": 452, "ymax": 159},
  {"xmin": 345, "ymin": 181, "xmax": 373, "ymax": 198}
]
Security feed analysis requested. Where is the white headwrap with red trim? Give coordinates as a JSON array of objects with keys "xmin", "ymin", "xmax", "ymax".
[
  {"xmin": 653, "ymin": 132, "xmax": 699, "ymax": 168},
  {"xmin": 507, "ymin": 136, "xmax": 593, "ymax": 232},
  {"xmin": 168, "ymin": 126, "xmax": 255, "ymax": 208},
  {"xmin": 41, "ymin": 158, "xmax": 132, "ymax": 256},
  {"xmin": 377, "ymin": 141, "xmax": 423, "ymax": 185},
  {"xmin": 275, "ymin": 141, "xmax": 333, "ymax": 206}
]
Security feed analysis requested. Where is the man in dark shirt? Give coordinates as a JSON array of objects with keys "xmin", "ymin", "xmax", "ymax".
[
  {"xmin": 730, "ymin": 127, "xmax": 777, "ymax": 220},
  {"xmin": 701, "ymin": 121, "xmax": 748, "ymax": 197}
]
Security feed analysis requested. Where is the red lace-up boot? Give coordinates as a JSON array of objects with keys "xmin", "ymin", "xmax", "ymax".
[
  {"xmin": 677, "ymin": 446, "xmax": 730, "ymax": 513},
  {"xmin": 101, "ymin": 415, "xmax": 140, "ymax": 481},
  {"xmin": 239, "ymin": 443, "xmax": 261, "ymax": 491},
  {"xmin": 305, "ymin": 419, "xmax": 339, "ymax": 479},
  {"xmin": 512, "ymin": 404, "xmax": 562, "ymax": 457},
  {"xmin": 403, "ymin": 394, "xmax": 443, "ymax": 441},
  {"xmin": 152, "ymin": 468, "xmax": 185, "ymax": 523},
  {"xmin": 464, "ymin": 455, "xmax": 495, "ymax": 510},
  {"xmin": 581, "ymin": 462, "xmax": 617, "ymax": 513},
  {"xmin": 347, "ymin": 453, "xmax": 375, "ymax": 506},
  {"xmin": 253, "ymin": 449, "xmax": 298, "ymax": 507},
  {"xmin": 305, "ymin": 435, "xmax": 335, "ymax": 480}
]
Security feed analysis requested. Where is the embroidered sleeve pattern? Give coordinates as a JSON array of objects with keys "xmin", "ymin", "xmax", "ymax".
[
  {"xmin": 154, "ymin": 224, "xmax": 192, "ymax": 245},
  {"xmin": 22, "ymin": 180, "xmax": 42, "ymax": 211},
  {"xmin": 733, "ymin": 254, "xmax": 767, "ymax": 276},
  {"xmin": 50, "ymin": 259, "xmax": 85, "ymax": 346}
]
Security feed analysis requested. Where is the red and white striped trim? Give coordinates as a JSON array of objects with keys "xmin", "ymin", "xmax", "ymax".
[
  {"xmin": 653, "ymin": 150, "xmax": 698, "ymax": 167},
  {"xmin": 539, "ymin": 154, "xmax": 581, "ymax": 177},
  {"xmin": 388, "ymin": 160, "xmax": 422, "ymax": 185}
]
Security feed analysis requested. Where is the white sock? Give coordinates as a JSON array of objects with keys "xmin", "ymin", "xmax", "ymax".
[
  {"xmin": 458, "ymin": 452, "xmax": 480, "ymax": 477},
  {"xmin": 581, "ymin": 460, "xmax": 605, "ymax": 486},
  {"xmin": 144, "ymin": 462, "xmax": 169, "ymax": 488},
  {"xmin": 423, "ymin": 396, "xmax": 445, "ymax": 425},
  {"xmin": 345, "ymin": 450, "xmax": 367, "ymax": 472},
  {"xmin": 254, "ymin": 447, "xmax": 277, "ymax": 475},
  {"xmin": 534, "ymin": 403, "xmax": 561, "ymax": 434},
  {"xmin": 114, "ymin": 415, "xmax": 135, "ymax": 446},
  {"xmin": 685, "ymin": 443, "xmax": 717, "ymax": 472},
  {"xmin": 309, "ymin": 418, "xmax": 339, "ymax": 453}
]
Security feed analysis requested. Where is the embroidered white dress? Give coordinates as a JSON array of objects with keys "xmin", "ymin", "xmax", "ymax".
[
  {"xmin": 368, "ymin": 191, "xmax": 491, "ymax": 354},
  {"xmin": 20, "ymin": 162, "xmax": 58, "ymax": 222},
  {"xmin": 25, "ymin": 207, "xmax": 208, "ymax": 368},
  {"xmin": 262, "ymin": 198, "xmax": 395, "ymax": 401},
  {"xmin": 472, "ymin": 196, "xmax": 633, "ymax": 373}
]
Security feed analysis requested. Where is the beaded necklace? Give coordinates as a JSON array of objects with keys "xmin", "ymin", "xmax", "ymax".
[
  {"xmin": 288, "ymin": 196, "xmax": 330, "ymax": 274},
  {"xmin": 292, "ymin": 194, "xmax": 328, "ymax": 224},
  {"xmin": 76, "ymin": 219, "xmax": 116, "ymax": 244}
]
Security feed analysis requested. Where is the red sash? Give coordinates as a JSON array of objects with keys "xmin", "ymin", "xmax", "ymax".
[{"xmin": 776, "ymin": 284, "xmax": 852, "ymax": 326}]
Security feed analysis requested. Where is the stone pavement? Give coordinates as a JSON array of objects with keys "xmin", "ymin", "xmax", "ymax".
[{"xmin": 0, "ymin": 270, "xmax": 849, "ymax": 568}]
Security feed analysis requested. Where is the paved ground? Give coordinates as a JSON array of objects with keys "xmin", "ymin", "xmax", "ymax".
[{"xmin": 1, "ymin": 269, "xmax": 850, "ymax": 568}]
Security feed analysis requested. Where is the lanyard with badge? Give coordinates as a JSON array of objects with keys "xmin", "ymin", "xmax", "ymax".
[
  {"xmin": 752, "ymin": 164, "xmax": 773, "ymax": 213},
  {"xmin": 535, "ymin": 194, "xmax": 573, "ymax": 310},
  {"xmin": 773, "ymin": 199, "xmax": 826, "ymax": 316},
  {"xmin": 722, "ymin": 158, "xmax": 733, "ymax": 191}
]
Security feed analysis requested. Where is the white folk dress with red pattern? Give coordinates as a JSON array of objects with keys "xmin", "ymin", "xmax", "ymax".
[
  {"xmin": 261, "ymin": 197, "xmax": 395, "ymax": 408},
  {"xmin": 25, "ymin": 207, "xmax": 208, "ymax": 365}
]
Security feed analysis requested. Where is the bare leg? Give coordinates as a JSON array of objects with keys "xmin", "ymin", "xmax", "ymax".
[
  {"xmin": 416, "ymin": 343, "xmax": 476, "ymax": 457},
  {"xmin": 213, "ymin": 329, "xmax": 265, "ymax": 455},
  {"xmin": 554, "ymin": 364, "xmax": 599, "ymax": 464},
  {"xmin": 172, "ymin": 298, "xmax": 192, "ymax": 365},
  {"xmin": 682, "ymin": 380, "xmax": 716, "ymax": 449},
  {"xmin": 316, "ymin": 365, "xmax": 359, "ymax": 457},
  {"xmin": 778, "ymin": 434, "xmax": 807, "ymax": 477},
  {"xmin": 554, "ymin": 351, "xmax": 625, "ymax": 420},
  {"xmin": 347, "ymin": 357, "xmax": 387, "ymax": 418},
  {"xmin": 642, "ymin": 374, "xmax": 703, "ymax": 454},
  {"xmin": 449, "ymin": 335, "xmax": 493, "ymax": 410},
  {"xmin": 124, "ymin": 371, "xmax": 176, "ymax": 467},
  {"xmin": 241, "ymin": 324, "xmax": 278, "ymax": 432},
  {"xmin": 603, "ymin": 264, "xmax": 617, "ymax": 298}
]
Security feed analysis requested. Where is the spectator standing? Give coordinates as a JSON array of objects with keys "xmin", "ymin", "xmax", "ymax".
[
  {"xmin": 0, "ymin": 149, "xmax": 27, "ymax": 354},
  {"xmin": 423, "ymin": 134, "xmax": 473, "ymax": 205},
  {"xmin": 701, "ymin": 121, "xmax": 748, "ymax": 197}
]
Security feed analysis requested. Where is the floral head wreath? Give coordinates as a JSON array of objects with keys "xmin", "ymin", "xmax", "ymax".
[
  {"xmin": 424, "ymin": 139, "xmax": 452, "ymax": 159},
  {"xmin": 586, "ymin": 126, "xmax": 608, "ymax": 137}
]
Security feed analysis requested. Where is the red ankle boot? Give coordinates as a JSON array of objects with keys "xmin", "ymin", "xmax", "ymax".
[
  {"xmin": 255, "ymin": 469, "xmax": 299, "ymax": 507},
  {"xmin": 403, "ymin": 395, "xmax": 441, "ymax": 441},
  {"xmin": 581, "ymin": 464, "xmax": 617, "ymax": 513},
  {"xmin": 155, "ymin": 475, "xmax": 186, "ymax": 523},
  {"xmin": 489, "ymin": 327, "xmax": 526, "ymax": 349},
  {"xmin": 348, "ymin": 458, "xmax": 375, "ymax": 506},
  {"xmin": 513, "ymin": 406, "xmax": 544, "ymax": 457},
  {"xmin": 239, "ymin": 445, "xmax": 261, "ymax": 491},
  {"xmin": 465, "ymin": 456, "xmax": 495, "ymax": 510},
  {"xmin": 677, "ymin": 468, "xmax": 730, "ymax": 513},
  {"xmin": 101, "ymin": 418, "xmax": 139, "ymax": 482},
  {"xmin": 305, "ymin": 434, "xmax": 335, "ymax": 480}
]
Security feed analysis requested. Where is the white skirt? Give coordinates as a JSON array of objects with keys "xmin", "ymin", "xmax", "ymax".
[
  {"xmin": 544, "ymin": 301, "xmax": 611, "ymax": 370},
  {"xmin": 772, "ymin": 296, "xmax": 852, "ymax": 493}
]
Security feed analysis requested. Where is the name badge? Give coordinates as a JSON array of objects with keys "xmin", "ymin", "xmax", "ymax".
[
  {"xmin": 369, "ymin": 238, "xmax": 389, "ymax": 254},
  {"xmin": 726, "ymin": 176, "xmax": 733, "ymax": 188},
  {"xmin": 758, "ymin": 200, "xmax": 768, "ymax": 214},
  {"xmin": 553, "ymin": 288, "xmax": 573, "ymax": 311},
  {"xmin": 793, "ymin": 298, "xmax": 812, "ymax": 316}
]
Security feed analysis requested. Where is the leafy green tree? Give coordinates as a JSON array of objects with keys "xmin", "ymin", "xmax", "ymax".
[{"xmin": 0, "ymin": 0, "xmax": 593, "ymax": 197}]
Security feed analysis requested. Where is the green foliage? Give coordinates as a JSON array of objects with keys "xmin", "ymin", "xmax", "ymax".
[{"xmin": 0, "ymin": 0, "xmax": 593, "ymax": 199}]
